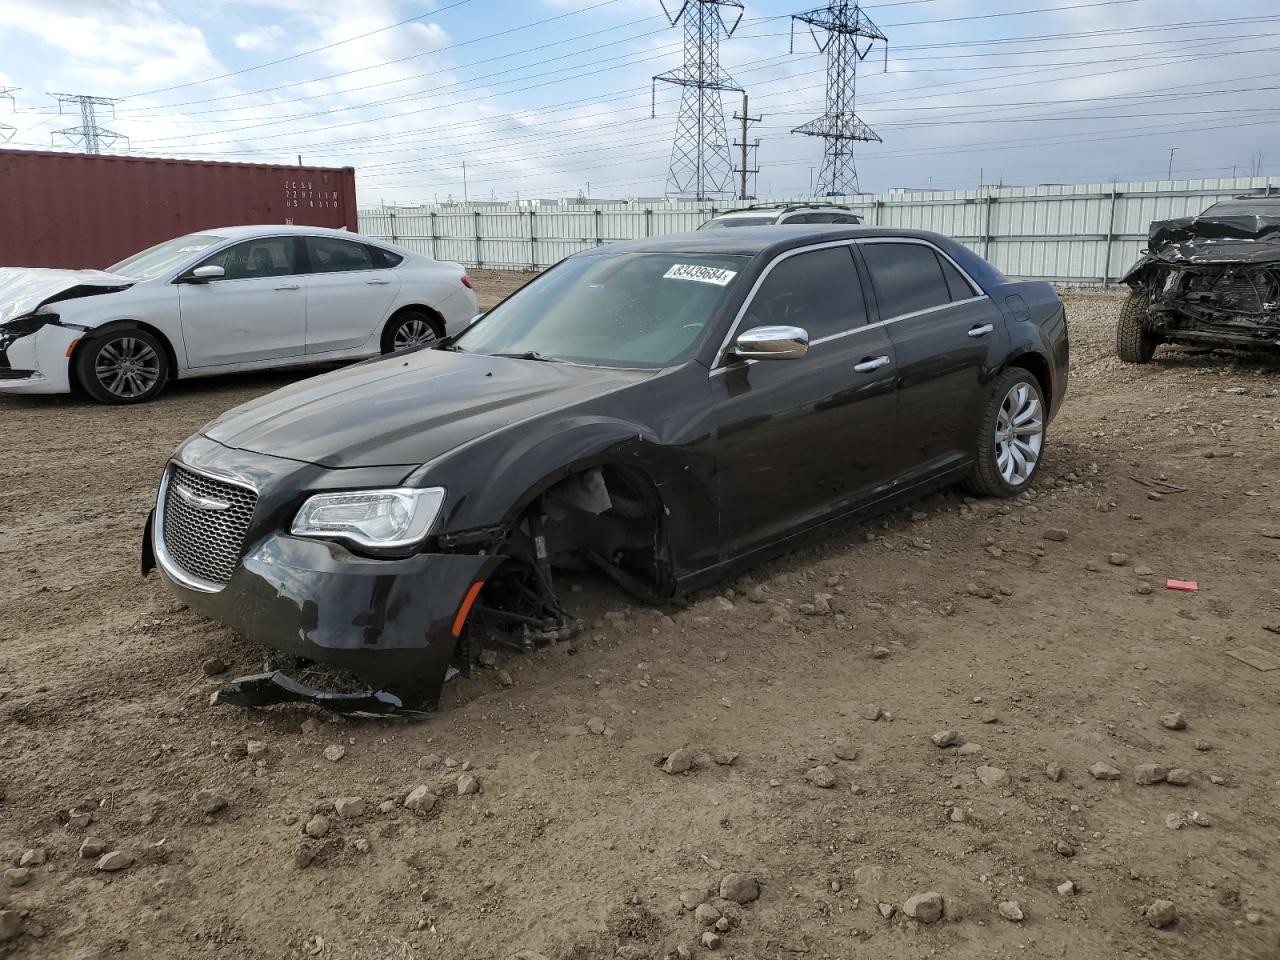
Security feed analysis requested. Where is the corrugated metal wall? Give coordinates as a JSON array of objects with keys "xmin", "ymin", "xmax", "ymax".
[
  {"xmin": 359, "ymin": 176, "xmax": 1277, "ymax": 284},
  {"xmin": 0, "ymin": 149, "xmax": 358, "ymax": 269}
]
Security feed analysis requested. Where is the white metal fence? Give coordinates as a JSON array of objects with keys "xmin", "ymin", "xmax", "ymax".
[{"xmin": 358, "ymin": 176, "xmax": 1277, "ymax": 285}]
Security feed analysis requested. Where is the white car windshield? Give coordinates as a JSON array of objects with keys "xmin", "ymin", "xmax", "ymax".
[
  {"xmin": 454, "ymin": 252, "xmax": 747, "ymax": 368},
  {"xmin": 108, "ymin": 234, "xmax": 225, "ymax": 280},
  {"xmin": 700, "ymin": 215, "xmax": 778, "ymax": 229}
]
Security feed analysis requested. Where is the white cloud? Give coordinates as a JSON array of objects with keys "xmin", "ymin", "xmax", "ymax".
[{"xmin": 233, "ymin": 25, "xmax": 286, "ymax": 51}]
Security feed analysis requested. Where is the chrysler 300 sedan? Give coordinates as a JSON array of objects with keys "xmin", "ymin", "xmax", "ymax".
[
  {"xmin": 0, "ymin": 226, "xmax": 478, "ymax": 403},
  {"xmin": 143, "ymin": 226, "xmax": 1069, "ymax": 713}
]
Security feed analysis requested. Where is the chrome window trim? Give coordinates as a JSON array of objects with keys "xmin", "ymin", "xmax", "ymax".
[
  {"xmin": 152, "ymin": 461, "xmax": 259, "ymax": 595},
  {"xmin": 710, "ymin": 236, "xmax": 990, "ymax": 376}
]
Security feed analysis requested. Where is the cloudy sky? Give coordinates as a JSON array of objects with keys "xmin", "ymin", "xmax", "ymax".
[{"xmin": 1, "ymin": 0, "xmax": 1277, "ymax": 203}]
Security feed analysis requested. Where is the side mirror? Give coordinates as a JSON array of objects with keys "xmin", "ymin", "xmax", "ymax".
[
  {"xmin": 732, "ymin": 325, "xmax": 809, "ymax": 361},
  {"xmin": 180, "ymin": 265, "xmax": 225, "ymax": 283}
]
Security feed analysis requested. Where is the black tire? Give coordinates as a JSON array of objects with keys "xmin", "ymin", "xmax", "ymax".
[
  {"xmin": 74, "ymin": 327, "xmax": 169, "ymax": 404},
  {"xmin": 1116, "ymin": 290, "xmax": 1157, "ymax": 364},
  {"xmin": 965, "ymin": 368, "xmax": 1047, "ymax": 498},
  {"xmin": 381, "ymin": 309, "xmax": 441, "ymax": 354}
]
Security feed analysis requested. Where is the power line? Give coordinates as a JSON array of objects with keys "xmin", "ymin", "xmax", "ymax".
[{"xmin": 126, "ymin": 0, "xmax": 482, "ymax": 98}]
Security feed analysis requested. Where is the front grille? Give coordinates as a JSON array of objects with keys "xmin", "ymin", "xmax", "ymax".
[{"xmin": 161, "ymin": 465, "xmax": 257, "ymax": 585}]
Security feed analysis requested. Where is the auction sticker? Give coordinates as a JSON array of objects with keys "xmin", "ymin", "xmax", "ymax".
[{"xmin": 663, "ymin": 263, "xmax": 737, "ymax": 286}]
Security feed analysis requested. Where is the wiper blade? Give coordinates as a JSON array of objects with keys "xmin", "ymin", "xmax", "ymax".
[{"xmin": 491, "ymin": 350, "xmax": 561, "ymax": 362}]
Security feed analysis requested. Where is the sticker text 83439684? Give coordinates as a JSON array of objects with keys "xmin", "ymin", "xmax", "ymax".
[{"xmin": 663, "ymin": 264, "xmax": 738, "ymax": 286}]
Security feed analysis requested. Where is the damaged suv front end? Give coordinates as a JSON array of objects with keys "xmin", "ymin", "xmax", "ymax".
[{"xmin": 1118, "ymin": 196, "xmax": 1280, "ymax": 361}]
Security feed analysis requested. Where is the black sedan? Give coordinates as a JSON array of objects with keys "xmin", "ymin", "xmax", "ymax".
[{"xmin": 142, "ymin": 226, "xmax": 1069, "ymax": 713}]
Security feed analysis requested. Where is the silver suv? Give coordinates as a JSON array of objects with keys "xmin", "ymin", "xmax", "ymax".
[{"xmin": 698, "ymin": 203, "xmax": 864, "ymax": 230}]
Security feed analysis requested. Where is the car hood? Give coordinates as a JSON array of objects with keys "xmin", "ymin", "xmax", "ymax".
[
  {"xmin": 1145, "ymin": 211, "xmax": 1280, "ymax": 266},
  {"xmin": 204, "ymin": 348, "xmax": 657, "ymax": 469},
  {"xmin": 0, "ymin": 267, "xmax": 135, "ymax": 323}
]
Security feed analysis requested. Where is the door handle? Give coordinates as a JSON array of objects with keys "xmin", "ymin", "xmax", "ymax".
[
  {"xmin": 366, "ymin": 278, "xmax": 391, "ymax": 285},
  {"xmin": 967, "ymin": 323, "xmax": 994, "ymax": 338},
  {"xmin": 274, "ymin": 283, "xmax": 301, "ymax": 291},
  {"xmin": 854, "ymin": 355, "xmax": 891, "ymax": 372}
]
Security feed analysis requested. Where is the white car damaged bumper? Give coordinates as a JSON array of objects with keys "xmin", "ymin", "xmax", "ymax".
[{"xmin": 0, "ymin": 318, "xmax": 79, "ymax": 394}]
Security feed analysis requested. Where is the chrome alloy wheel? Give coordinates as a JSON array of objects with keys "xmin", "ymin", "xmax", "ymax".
[
  {"xmin": 392, "ymin": 317, "xmax": 437, "ymax": 350},
  {"xmin": 95, "ymin": 337, "xmax": 162, "ymax": 399},
  {"xmin": 993, "ymin": 381, "xmax": 1043, "ymax": 486}
]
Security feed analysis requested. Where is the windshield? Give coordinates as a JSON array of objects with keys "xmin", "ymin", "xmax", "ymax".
[
  {"xmin": 454, "ymin": 252, "xmax": 747, "ymax": 367},
  {"xmin": 108, "ymin": 234, "xmax": 225, "ymax": 279},
  {"xmin": 700, "ymin": 215, "xmax": 777, "ymax": 229}
]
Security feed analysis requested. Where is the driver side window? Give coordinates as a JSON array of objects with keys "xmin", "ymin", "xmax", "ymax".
[
  {"xmin": 197, "ymin": 238, "xmax": 297, "ymax": 281},
  {"xmin": 743, "ymin": 247, "xmax": 868, "ymax": 341}
]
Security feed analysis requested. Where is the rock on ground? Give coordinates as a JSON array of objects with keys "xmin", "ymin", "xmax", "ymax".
[
  {"xmin": 976, "ymin": 765, "xmax": 1008, "ymax": 787},
  {"xmin": 663, "ymin": 748, "xmax": 697, "ymax": 774},
  {"xmin": 192, "ymin": 788, "xmax": 227, "ymax": 815},
  {"xmin": 805, "ymin": 765, "xmax": 836, "ymax": 788},
  {"xmin": 334, "ymin": 797, "xmax": 366, "ymax": 818},
  {"xmin": 1134, "ymin": 764, "xmax": 1168, "ymax": 785},
  {"xmin": 95, "ymin": 851, "xmax": 134, "ymax": 872},
  {"xmin": 0, "ymin": 910, "xmax": 21, "ymax": 942},
  {"xmin": 1089, "ymin": 761, "xmax": 1122, "ymax": 780},
  {"xmin": 719, "ymin": 873, "xmax": 760, "ymax": 904},
  {"xmin": 999, "ymin": 900, "xmax": 1024, "ymax": 922},
  {"xmin": 458, "ymin": 773, "xmax": 481, "ymax": 795},
  {"xmin": 903, "ymin": 891, "xmax": 945, "ymax": 923},
  {"xmin": 1160, "ymin": 712, "xmax": 1187, "ymax": 730},
  {"xmin": 1146, "ymin": 899, "xmax": 1178, "ymax": 928},
  {"xmin": 404, "ymin": 786, "xmax": 437, "ymax": 813}
]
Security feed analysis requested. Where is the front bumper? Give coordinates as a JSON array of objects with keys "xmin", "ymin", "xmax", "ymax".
[
  {"xmin": 0, "ymin": 322, "xmax": 77, "ymax": 395},
  {"xmin": 144, "ymin": 436, "xmax": 503, "ymax": 711},
  {"xmin": 151, "ymin": 515, "xmax": 500, "ymax": 709}
]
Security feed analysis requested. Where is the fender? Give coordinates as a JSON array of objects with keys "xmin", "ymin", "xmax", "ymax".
[{"xmin": 409, "ymin": 410, "xmax": 720, "ymax": 580}]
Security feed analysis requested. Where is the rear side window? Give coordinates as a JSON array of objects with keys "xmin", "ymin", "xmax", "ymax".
[
  {"xmin": 860, "ymin": 242, "xmax": 951, "ymax": 318},
  {"xmin": 370, "ymin": 246, "xmax": 404, "ymax": 268},
  {"xmin": 938, "ymin": 254, "xmax": 977, "ymax": 300},
  {"xmin": 305, "ymin": 236, "xmax": 374, "ymax": 273},
  {"xmin": 742, "ymin": 247, "xmax": 868, "ymax": 340}
]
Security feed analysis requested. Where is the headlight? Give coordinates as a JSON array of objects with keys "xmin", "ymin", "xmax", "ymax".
[{"xmin": 291, "ymin": 487, "xmax": 445, "ymax": 549}]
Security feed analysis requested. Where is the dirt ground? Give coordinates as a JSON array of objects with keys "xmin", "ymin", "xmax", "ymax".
[{"xmin": 1, "ymin": 275, "xmax": 1278, "ymax": 960}]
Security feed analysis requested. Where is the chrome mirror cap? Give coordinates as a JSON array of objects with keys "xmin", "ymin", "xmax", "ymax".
[
  {"xmin": 732, "ymin": 325, "xmax": 809, "ymax": 361},
  {"xmin": 190, "ymin": 265, "xmax": 225, "ymax": 281}
]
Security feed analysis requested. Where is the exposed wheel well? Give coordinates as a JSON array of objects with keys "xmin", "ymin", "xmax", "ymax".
[
  {"xmin": 70, "ymin": 320, "xmax": 180, "ymax": 385},
  {"xmin": 1005, "ymin": 352, "xmax": 1051, "ymax": 409}
]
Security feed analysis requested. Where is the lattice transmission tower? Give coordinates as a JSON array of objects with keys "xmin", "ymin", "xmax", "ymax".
[
  {"xmin": 50, "ymin": 93, "xmax": 128, "ymax": 154},
  {"xmin": 0, "ymin": 87, "xmax": 16, "ymax": 143},
  {"xmin": 652, "ymin": 1, "xmax": 744, "ymax": 199},
  {"xmin": 790, "ymin": 2, "xmax": 887, "ymax": 196}
]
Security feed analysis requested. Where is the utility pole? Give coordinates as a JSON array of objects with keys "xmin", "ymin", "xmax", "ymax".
[
  {"xmin": 462, "ymin": 160, "xmax": 468, "ymax": 203},
  {"xmin": 1166, "ymin": 146, "xmax": 1178, "ymax": 180},
  {"xmin": 652, "ymin": 1, "xmax": 745, "ymax": 200},
  {"xmin": 790, "ymin": 1, "xmax": 887, "ymax": 197},
  {"xmin": 732, "ymin": 93, "xmax": 762, "ymax": 200},
  {"xmin": 49, "ymin": 92, "xmax": 127, "ymax": 154},
  {"xmin": 0, "ymin": 87, "xmax": 16, "ymax": 143}
]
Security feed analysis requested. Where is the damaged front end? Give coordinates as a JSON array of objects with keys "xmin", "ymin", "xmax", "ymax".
[
  {"xmin": 1124, "ymin": 202, "xmax": 1280, "ymax": 351},
  {"xmin": 146, "ymin": 438, "xmax": 669, "ymax": 717}
]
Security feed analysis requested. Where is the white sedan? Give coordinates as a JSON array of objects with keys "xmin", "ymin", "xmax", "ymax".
[{"xmin": 0, "ymin": 225, "xmax": 479, "ymax": 403}]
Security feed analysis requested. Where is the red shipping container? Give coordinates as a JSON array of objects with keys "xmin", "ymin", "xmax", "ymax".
[{"xmin": 0, "ymin": 149, "xmax": 358, "ymax": 270}]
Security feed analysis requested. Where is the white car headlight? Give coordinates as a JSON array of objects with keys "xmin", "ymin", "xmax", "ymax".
[{"xmin": 291, "ymin": 487, "xmax": 445, "ymax": 549}]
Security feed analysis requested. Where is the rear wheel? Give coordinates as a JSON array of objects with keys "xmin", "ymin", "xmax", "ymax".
[
  {"xmin": 1116, "ymin": 290, "xmax": 1157, "ymax": 364},
  {"xmin": 381, "ymin": 310, "xmax": 440, "ymax": 353},
  {"xmin": 965, "ymin": 368, "xmax": 1046, "ymax": 498},
  {"xmin": 74, "ymin": 328, "xmax": 169, "ymax": 404}
]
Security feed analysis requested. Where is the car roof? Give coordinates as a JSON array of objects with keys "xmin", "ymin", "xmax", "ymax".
[
  {"xmin": 196, "ymin": 225, "xmax": 382, "ymax": 242},
  {"xmin": 574, "ymin": 225, "xmax": 949, "ymax": 258}
]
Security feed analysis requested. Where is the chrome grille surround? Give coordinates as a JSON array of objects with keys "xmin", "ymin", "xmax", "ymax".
[{"xmin": 157, "ymin": 463, "xmax": 258, "ymax": 591}]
